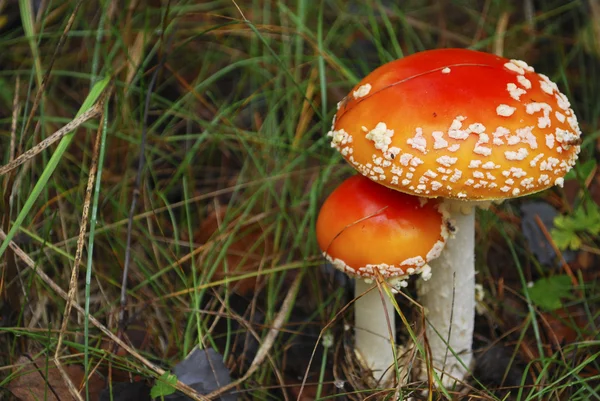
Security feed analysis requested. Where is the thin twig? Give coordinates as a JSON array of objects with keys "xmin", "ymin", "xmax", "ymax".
[
  {"xmin": 118, "ymin": 27, "xmax": 175, "ymax": 333},
  {"xmin": 52, "ymin": 107, "xmax": 106, "ymax": 401},
  {"xmin": 20, "ymin": 0, "xmax": 85, "ymax": 141},
  {"xmin": 296, "ymin": 281, "xmax": 378, "ymax": 400},
  {"xmin": 9, "ymin": 77, "xmax": 20, "ymax": 163},
  {"xmin": 1, "ymin": 77, "xmax": 22, "ymax": 315},
  {"xmin": 533, "ymin": 214, "xmax": 579, "ymax": 289},
  {"xmin": 493, "ymin": 12, "xmax": 510, "ymax": 57},
  {"xmin": 0, "ymin": 229, "xmax": 209, "ymax": 401},
  {"xmin": 0, "ymin": 105, "xmax": 102, "ymax": 176},
  {"xmin": 206, "ymin": 272, "xmax": 303, "ymax": 400}
]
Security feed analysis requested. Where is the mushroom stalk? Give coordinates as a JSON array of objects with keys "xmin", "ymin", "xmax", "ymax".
[
  {"xmin": 354, "ymin": 279, "xmax": 396, "ymax": 383},
  {"xmin": 417, "ymin": 205, "xmax": 475, "ymax": 386}
]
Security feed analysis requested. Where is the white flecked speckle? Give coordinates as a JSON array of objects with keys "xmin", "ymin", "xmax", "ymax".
[
  {"xmin": 482, "ymin": 161, "xmax": 498, "ymax": 169},
  {"xmin": 545, "ymin": 134, "xmax": 555, "ymax": 149},
  {"xmin": 504, "ymin": 62, "xmax": 525, "ymax": 75},
  {"xmin": 328, "ymin": 129, "xmax": 352, "ymax": 149},
  {"xmin": 399, "ymin": 153, "xmax": 413, "ymax": 166},
  {"xmin": 384, "ymin": 147, "xmax": 401, "ymax": 160},
  {"xmin": 474, "ymin": 145, "xmax": 492, "ymax": 156},
  {"xmin": 516, "ymin": 126, "xmax": 538, "ymax": 149},
  {"xmin": 555, "ymin": 177, "xmax": 564, "ymax": 187},
  {"xmin": 555, "ymin": 111, "xmax": 566, "ymax": 123},
  {"xmin": 448, "ymin": 116, "xmax": 469, "ymax": 140},
  {"xmin": 508, "ymin": 135, "xmax": 521, "ymax": 146},
  {"xmin": 431, "ymin": 181, "xmax": 443, "ymax": 191},
  {"xmin": 505, "ymin": 148, "xmax": 529, "ymax": 161},
  {"xmin": 442, "ymin": 67, "xmax": 451, "ymax": 74},
  {"xmin": 420, "ymin": 264, "xmax": 433, "ymax": 280},
  {"xmin": 526, "ymin": 101, "xmax": 552, "ymax": 116},
  {"xmin": 448, "ymin": 144, "xmax": 461, "ymax": 152},
  {"xmin": 556, "ymin": 93, "xmax": 571, "ymax": 110},
  {"xmin": 366, "ymin": 122, "xmax": 394, "ymax": 152},
  {"xmin": 510, "ymin": 167, "xmax": 527, "ymax": 178},
  {"xmin": 436, "ymin": 156, "xmax": 458, "ymax": 167},
  {"xmin": 391, "ymin": 165, "xmax": 403, "ymax": 175},
  {"xmin": 530, "ymin": 153, "xmax": 545, "ymax": 167},
  {"xmin": 407, "ymin": 128, "xmax": 428, "ymax": 153},
  {"xmin": 497, "ymin": 104, "xmax": 516, "ymax": 117},
  {"xmin": 432, "ymin": 131, "xmax": 448, "ymax": 149},
  {"xmin": 540, "ymin": 80, "xmax": 554, "ymax": 95},
  {"xmin": 521, "ymin": 177, "xmax": 534, "ymax": 188},
  {"xmin": 353, "ymin": 83, "xmax": 372, "ymax": 98},
  {"xmin": 410, "ymin": 157, "xmax": 424, "ymax": 167},
  {"xmin": 538, "ymin": 115, "xmax": 551, "ymax": 129},
  {"xmin": 469, "ymin": 160, "xmax": 482, "ymax": 168},
  {"xmin": 512, "ymin": 188, "xmax": 521, "ymax": 196},
  {"xmin": 507, "ymin": 83, "xmax": 526, "ymax": 101},
  {"xmin": 449, "ymin": 169, "xmax": 462, "ymax": 183},
  {"xmin": 492, "ymin": 126, "xmax": 510, "ymax": 145},
  {"xmin": 512, "ymin": 59, "xmax": 534, "ymax": 72},
  {"xmin": 468, "ymin": 123, "xmax": 486, "ymax": 134},
  {"xmin": 555, "ymin": 128, "xmax": 579, "ymax": 148},
  {"xmin": 517, "ymin": 75, "xmax": 532, "ymax": 89}
]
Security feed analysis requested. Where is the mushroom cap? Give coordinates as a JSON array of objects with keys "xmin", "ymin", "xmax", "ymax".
[
  {"xmin": 316, "ymin": 174, "xmax": 449, "ymax": 281},
  {"xmin": 328, "ymin": 48, "xmax": 581, "ymax": 200}
]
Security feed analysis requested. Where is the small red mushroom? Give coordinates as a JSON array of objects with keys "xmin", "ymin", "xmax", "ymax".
[{"xmin": 316, "ymin": 174, "xmax": 449, "ymax": 382}]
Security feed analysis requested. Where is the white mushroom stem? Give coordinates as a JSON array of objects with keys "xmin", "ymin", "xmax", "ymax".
[
  {"xmin": 417, "ymin": 201, "xmax": 476, "ymax": 386},
  {"xmin": 354, "ymin": 278, "xmax": 396, "ymax": 384}
]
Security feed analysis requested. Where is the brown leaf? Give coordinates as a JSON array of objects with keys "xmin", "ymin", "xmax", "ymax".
[
  {"xmin": 8, "ymin": 355, "xmax": 105, "ymax": 401},
  {"xmin": 196, "ymin": 207, "xmax": 273, "ymax": 296}
]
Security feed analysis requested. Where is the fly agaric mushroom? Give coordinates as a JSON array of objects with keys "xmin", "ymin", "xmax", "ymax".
[
  {"xmin": 327, "ymin": 48, "xmax": 581, "ymax": 386},
  {"xmin": 316, "ymin": 174, "xmax": 449, "ymax": 383}
]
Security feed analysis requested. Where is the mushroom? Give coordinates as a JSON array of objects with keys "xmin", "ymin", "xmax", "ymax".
[
  {"xmin": 316, "ymin": 174, "xmax": 449, "ymax": 383},
  {"xmin": 326, "ymin": 48, "xmax": 581, "ymax": 385}
]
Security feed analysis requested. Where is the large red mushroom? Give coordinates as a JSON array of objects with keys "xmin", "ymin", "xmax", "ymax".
[{"xmin": 326, "ymin": 48, "xmax": 581, "ymax": 386}]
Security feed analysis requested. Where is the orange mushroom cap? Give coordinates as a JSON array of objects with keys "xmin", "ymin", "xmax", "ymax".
[
  {"xmin": 316, "ymin": 175, "xmax": 449, "ymax": 283},
  {"xmin": 328, "ymin": 49, "xmax": 581, "ymax": 200}
]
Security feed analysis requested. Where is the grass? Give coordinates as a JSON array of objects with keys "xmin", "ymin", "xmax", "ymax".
[{"xmin": 1, "ymin": 0, "xmax": 599, "ymax": 400}]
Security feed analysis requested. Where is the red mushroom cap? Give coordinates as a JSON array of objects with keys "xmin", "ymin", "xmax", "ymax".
[
  {"xmin": 316, "ymin": 174, "xmax": 449, "ymax": 283},
  {"xmin": 328, "ymin": 49, "xmax": 581, "ymax": 200}
]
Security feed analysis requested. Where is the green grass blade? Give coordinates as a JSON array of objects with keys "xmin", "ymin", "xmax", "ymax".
[
  {"xmin": 0, "ymin": 76, "xmax": 110, "ymax": 259},
  {"xmin": 84, "ymin": 101, "xmax": 109, "ymax": 400}
]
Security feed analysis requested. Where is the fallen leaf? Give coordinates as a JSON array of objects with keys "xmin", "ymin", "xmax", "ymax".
[
  {"xmin": 165, "ymin": 347, "xmax": 234, "ymax": 401},
  {"xmin": 8, "ymin": 354, "xmax": 105, "ymax": 401},
  {"xmin": 520, "ymin": 201, "xmax": 576, "ymax": 265},
  {"xmin": 196, "ymin": 207, "xmax": 272, "ymax": 296}
]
